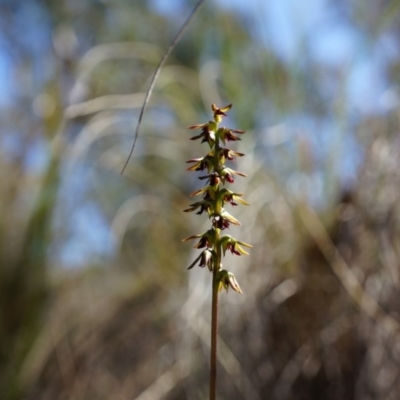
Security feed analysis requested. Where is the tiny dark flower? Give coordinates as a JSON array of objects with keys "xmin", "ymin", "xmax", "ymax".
[
  {"xmin": 218, "ymin": 270, "xmax": 243, "ymax": 294},
  {"xmin": 219, "ymin": 167, "xmax": 247, "ymax": 184},
  {"xmin": 198, "ymin": 172, "xmax": 221, "ymax": 188},
  {"xmin": 187, "ymin": 249, "xmax": 216, "ymax": 271},
  {"xmin": 209, "ymin": 173, "xmax": 220, "ymax": 187},
  {"xmin": 212, "ymin": 103, "xmax": 232, "ymax": 123},
  {"xmin": 195, "ymin": 237, "xmax": 211, "ymax": 249},
  {"xmin": 199, "ymin": 249, "xmax": 214, "ymax": 270},
  {"xmin": 190, "ymin": 185, "xmax": 214, "ymax": 198},
  {"xmin": 182, "ymin": 229, "xmax": 217, "ymax": 249},
  {"xmin": 186, "ymin": 155, "xmax": 214, "ymax": 173},
  {"xmin": 219, "ymin": 235, "xmax": 252, "ymax": 256},
  {"xmin": 220, "ymin": 209, "xmax": 241, "ymax": 226},
  {"xmin": 183, "ymin": 199, "xmax": 213, "ymax": 215},
  {"xmin": 218, "ymin": 188, "xmax": 249, "ymax": 207},
  {"xmin": 188, "ymin": 124, "xmax": 216, "ymax": 147},
  {"xmin": 219, "ymin": 148, "xmax": 245, "ymax": 162},
  {"xmin": 211, "ymin": 214, "xmax": 231, "ymax": 230},
  {"xmin": 222, "ymin": 169, "xmax": 234, "ymax": 183},
  {"xmin": 218, "ymin": 128, "xmax": 245, "ymax": 144}
]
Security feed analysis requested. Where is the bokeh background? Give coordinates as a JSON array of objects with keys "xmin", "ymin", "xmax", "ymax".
[{"xmin": 2, "ymin": 0, "xmax": 400, "ymax": 399}]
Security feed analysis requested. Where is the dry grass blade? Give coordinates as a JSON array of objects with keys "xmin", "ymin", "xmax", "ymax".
[
  {"xmin": 120, "ymin": 0, "xmax": 206, "ymax": 175},
  {"xmin": 298, "ymin": 201, "xmax": 400, "ymax": 336}
]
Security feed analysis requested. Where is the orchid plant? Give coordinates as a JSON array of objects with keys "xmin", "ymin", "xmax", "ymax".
[{"xmin": 183, "ymin": 103, "xmax": 251, "ymax": 400}]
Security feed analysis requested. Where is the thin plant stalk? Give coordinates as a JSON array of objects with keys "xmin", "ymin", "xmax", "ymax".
[
  {"xmin": 210, "ymin": 226, "xmax": 221, "ymax": 400},
  {"xmin": 183, "ymin": 104, "xmax": 252, "ymax": 399}
]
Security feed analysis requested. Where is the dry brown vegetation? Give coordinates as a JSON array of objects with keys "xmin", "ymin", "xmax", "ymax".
[{"xmin": 1, "ymin": 1, "xmax": 400, "ymax": 399}]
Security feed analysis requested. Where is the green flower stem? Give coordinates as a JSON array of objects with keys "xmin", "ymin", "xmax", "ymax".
[
  {"xmin": 210, "ymin": 267, "xmax": 219, "ymax": 400},
  {"xmin": 210, "ymin": 131, "xmax": 221, "ymax": 400},
  {"xmin": 183, "ymin": 104, "xmax": 251, "ymax": 400}
]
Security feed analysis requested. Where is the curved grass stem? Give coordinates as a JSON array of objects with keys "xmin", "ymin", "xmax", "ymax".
[{"xmin": 121, "ymin": 0, "xmax": 206, "ymax": 174}]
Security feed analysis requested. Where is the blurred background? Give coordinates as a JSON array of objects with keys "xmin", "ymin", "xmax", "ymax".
[{"xmin": 2, "ymin": 0, "xmax": 400, "ymax": 399}]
